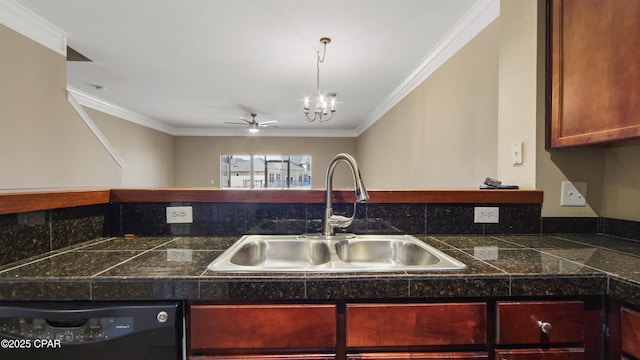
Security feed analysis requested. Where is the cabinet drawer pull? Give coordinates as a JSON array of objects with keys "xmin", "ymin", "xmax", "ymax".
[{"xmin": 537, "ymin": 320, "xmax": 552, "ymax": 334}]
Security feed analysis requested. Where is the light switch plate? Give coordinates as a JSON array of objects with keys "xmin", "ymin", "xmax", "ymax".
[{"xmin": 512, "ymin": 142, "xmax": 523, "ymax": 165}]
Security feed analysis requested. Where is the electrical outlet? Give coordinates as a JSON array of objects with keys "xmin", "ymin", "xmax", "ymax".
[
  {"xmin": 166, "ymin": 206, "xmax": 193, "ymax": 223},
  {"xmin": 166, "ymin": 249, "xmax": 193, "ymax": 262},
  {"xmin": 474, "ymin": 207, "xmax": 499, "ymax": 223},
  {"xmin": 560, "ymin": 181, "xmax": 587, "ymax": 206},
  {"xmin": 474, "ymin": 246, "xmax": 499, "ymax": 260}
]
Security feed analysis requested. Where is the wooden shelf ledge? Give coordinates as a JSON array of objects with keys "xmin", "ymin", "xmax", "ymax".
[{"xmin": 0, "ymin": 188, "xmax": 543, "ymax": 215}]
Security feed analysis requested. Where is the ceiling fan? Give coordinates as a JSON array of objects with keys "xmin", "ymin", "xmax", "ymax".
[{"xmin": 224, "ymin": 113, "xmax": 277, "ymax": 133}]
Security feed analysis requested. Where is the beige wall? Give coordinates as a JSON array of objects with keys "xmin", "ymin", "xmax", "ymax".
[
  {"xmin": 357, "ymin": 20, "xmax": 499, "ymax": 189},
  {"xmin": 499, "ymin": 0, "xmax": 605, "ymax": 218},
  {"xmin": 0, "ymin": 24, "xmax": 121, "ymax": 190},
  {"xmin": 87, "ymin": 108, "xmax": 175, "ymax": 187},
  {"xmin": 174, "ymin": 136, "xmax": 357, "ymax": 189},
  {"xmin": 497, "ymin": 0, "xmax": 539, "ymax": 188},
  {"xmin": 601, "ymin": 140, "xmax": 640, "ymax": 221}
]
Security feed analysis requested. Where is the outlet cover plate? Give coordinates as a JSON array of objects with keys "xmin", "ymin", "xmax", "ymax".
[
  {"xmin": 474, "ymin": 246, "xmax": 499, "ymax": 260},
  {"xmin": 166, "ymin": 206, "xmax": 193, "ymax": 223},
  {"xmin": 560, "ymin": 181, "xmax": 587, "ymax": 206},
  {"xmin": 474, "ymin": 206, "xmax": 499, "ymax": 223}
]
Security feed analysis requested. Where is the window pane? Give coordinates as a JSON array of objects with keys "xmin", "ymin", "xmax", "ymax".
[
  {"xmin": 253, "ymin": 155, "xmax": 265, "ymax": 188},
  {"xmin": 220, "ymin": 155, "xmax": 251, "ymax": 188},
  {"xmin": 221, "ymin": 154, "xmax": 311, "ymax": 189},
  {"xmin": 290, "ymin": 155, "xmax": 312, "ymax": 188},
  {"xmin": 265, "ymin": 155, "xmax": 284, "ymax": 188}
]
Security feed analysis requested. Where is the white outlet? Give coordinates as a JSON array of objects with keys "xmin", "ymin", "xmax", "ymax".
[
  {"xmin": 474, "ymin": 207, "xmax": 499, "ymax": 223},
  {"xmin": 166, "ymin": 206, "xmax": 193, "ymax": 223},
  {"xmin": 474, "ymin": 246, "xmax": 499, "ymax": 260},
  {"xmin": 166, "ymin": 249, "xmax": 193, "ymax": 262},
  {"xmin": 560, "ymin": 181, "xmax": 587, "ymax": 206}
]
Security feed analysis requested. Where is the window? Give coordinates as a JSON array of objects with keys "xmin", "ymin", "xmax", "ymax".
[{"xmin": 221, "ymin": 155, "xmax": 311, "ymax": 189}]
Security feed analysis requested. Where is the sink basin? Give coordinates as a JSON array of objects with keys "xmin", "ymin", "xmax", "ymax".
[
  {"xmin": 207, "ymin": 234, "xmax": 466, "ymax": 272},
  {"xmin": 335, "ymin": 238, "xmax": 440, "ymax": 267},
  {"xmin": 229, "ymin": 239, "xmax": 331, "ymax": 268}
]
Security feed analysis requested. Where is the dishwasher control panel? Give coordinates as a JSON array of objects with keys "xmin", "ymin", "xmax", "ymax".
[{"xmin": 0, "ymin": 316, "xmax": 134, "ymax": 344}]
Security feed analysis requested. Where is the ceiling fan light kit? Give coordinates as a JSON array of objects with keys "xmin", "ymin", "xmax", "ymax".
[{"xmin": 304, "ymin": 37, "xmax": 337, "ymax": 123}]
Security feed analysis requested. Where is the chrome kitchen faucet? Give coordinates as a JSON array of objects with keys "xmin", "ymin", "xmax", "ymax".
[{"xmin": 322, "ymin": 153, "xmax": 370, "ymax": 236}]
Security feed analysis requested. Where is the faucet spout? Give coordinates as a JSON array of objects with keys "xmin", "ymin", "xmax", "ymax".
[{"xmin": 323, "ymin": 153, "xmax": 369, "ymax": 237}]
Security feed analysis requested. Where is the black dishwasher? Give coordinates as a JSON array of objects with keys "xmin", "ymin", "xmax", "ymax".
[{"xmin": 0, "ymin": 301, "xmax": 182, "ymax": 360}]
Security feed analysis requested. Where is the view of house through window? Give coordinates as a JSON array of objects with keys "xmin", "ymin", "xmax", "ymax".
[{"xmin": 220, "ymin": 155, "xmax": 311, "ymax": 189}]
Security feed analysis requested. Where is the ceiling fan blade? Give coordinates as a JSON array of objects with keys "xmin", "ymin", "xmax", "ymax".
[
  {"xmin": 259, "ymin": 124, "xmax": 278, "ymax": 128},
  {"xmin": 224, "ymin": 121, "xmax": 248, "ymax": 125},
  {"xmin": 259, "ymin": 120, "xmax": 278, "ymax": 125}
]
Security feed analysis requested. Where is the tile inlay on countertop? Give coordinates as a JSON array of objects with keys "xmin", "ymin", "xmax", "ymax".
[{"xmin": 0, "ymin": 234, "xmax": 638, "ymax": 302}]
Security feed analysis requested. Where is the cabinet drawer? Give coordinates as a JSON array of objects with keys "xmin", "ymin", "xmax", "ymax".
[
  {"xmin": 622, "ymin": 307, "xmax": 640, "ymax": 359},
  {"xmin": 189, "ymin": 304, "xmax": 336, "ymax": 350},
  {"xmin": 496, "ymin": 301, "xmax": 584, "ymax": 345},
  {"xmin": 346, "ymin": 303, "xmax": 486, "ymax": 347},
  {"xmin": 495, "ymin": 348, "xmax": 584, "ymax": 360},
  {"xmin": 190, "ymin": 355, "xmax": 336, "ymax": 360},
  {"xmin": 347, "ymin": 352, "xmax": 488, "ymax": 359}
]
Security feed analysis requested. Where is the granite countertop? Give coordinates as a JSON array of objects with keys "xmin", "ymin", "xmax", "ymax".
[{"xmin": 0, "ymin": 234, "xmax": 638, "ymax": 306}]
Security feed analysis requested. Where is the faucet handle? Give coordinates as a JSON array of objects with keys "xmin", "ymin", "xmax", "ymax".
[{"xmin": 329, "ymin": 214, "xmax": 354, "ymax": 229}]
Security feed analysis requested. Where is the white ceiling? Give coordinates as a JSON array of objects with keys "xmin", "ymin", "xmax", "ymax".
[{"xmin": 12, "ymin": 0, "xmax": 497, "ymax": 137}]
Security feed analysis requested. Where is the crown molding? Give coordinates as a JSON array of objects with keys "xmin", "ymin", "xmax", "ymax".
[
  {"xmin": 67, "ymin": 91, "xmax": 126, "ymax": 168},
  {"xmin": 356, "ymin": 0, "xmax": 500, "ymax": 135},
  {"xmin": 171, "ymin": 127, "xmax": 358, "ymax": 138},
  {"xmin": 67, "ymin": 87, "xmax": 177, "ymax": 135},
  {"xmin": 0, "ymin": 0, "xmax": 66, "ymax": 56},
  {"xmin": 68, "ymin": 87, "xmax": 357, "ymax": 138}
]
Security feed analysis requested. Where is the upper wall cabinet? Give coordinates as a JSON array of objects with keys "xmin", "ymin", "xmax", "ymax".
[{"xmin": 548, "ymin": 0, "xmax": 640, "ymax": 148}]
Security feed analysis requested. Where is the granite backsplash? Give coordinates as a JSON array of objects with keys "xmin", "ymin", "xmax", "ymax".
[
  {"xmin": 0, "ymin": 204, "xmax": 105, "ymax": 267},
  {"xmin": 2, "ymin": 201, "xmax": 640, "ymax": 267}
]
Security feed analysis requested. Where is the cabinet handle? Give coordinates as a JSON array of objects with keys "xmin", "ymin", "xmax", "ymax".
[{"xmin": 537, "ymin": 320, "xmax": 552, "ymax": 333}]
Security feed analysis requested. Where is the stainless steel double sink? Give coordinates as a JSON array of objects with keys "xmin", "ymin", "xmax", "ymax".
[{"xmin": 207, "ymin": 234, "xmax": 466, "ymax": 272}]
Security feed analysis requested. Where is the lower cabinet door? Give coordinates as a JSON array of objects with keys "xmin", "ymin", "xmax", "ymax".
[
  {"xmin": 495, "ymin": 348, "xmax": 584, "ymax": 360},
  {"xmin": 496, "ymin": 301, "xmax": 584, "ymax": 345},
  {"xmin": 347, "ymin": 352, "xmax": 488, "ymax": 359},
  {"xmin": 622, "ymin": 307, "xmax": 640, "ymax": 359},
  {"xmin": 189, "ymin": 355, "xmax": 336, "ymax": 360},
  {"xmin": 189, "ymin": 304, "xmax": 336, "ymax": 352},
  {"xmin": 346, "ymin": 303, "xmax": 487, "ymax": 347}
]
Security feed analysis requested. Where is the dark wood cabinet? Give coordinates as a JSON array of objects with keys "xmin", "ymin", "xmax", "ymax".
[
  {"xmin": 548, "ymin": 0, "xmax": 640, "ymax": 147},
  {"xmin": 621, "ymin": 307, "xmax": 640, "ymax": 359},
  {"xmin": 188, "ymin": 304, "xmax": 336, "ymax": 357},
  {"xmin": 495, "ymin": 300, "xmax": 601, "ymax": 360},
  {"xmin": 345, "ymin": 303, "xmax": 487, "ymax": 360},
  {"xmin": 190, "ymin": 355, "xmax": 336, "ymax": 360},
  {"xmin": 187, "ymin": 299, "xmax": 602, "ymax": 360},
  {"xmin": 347, "ymin": 353, "xmax": 488, "ymax": 359},
  {"xmin": 496, "ymin": 301, "xmax": 584, "ymax": 345},
  {"xmin": 346, "ymin": 303, "xmax": 487, "ymax": 347},
  {"xmin": 495, "ymin": 348, "xmax": 584, "ymax": 360}
]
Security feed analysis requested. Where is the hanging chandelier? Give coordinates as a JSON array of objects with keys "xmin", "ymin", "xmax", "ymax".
[{"xmin": 304, "ymin": 37, "xmax": 336, "ymax": 122}]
